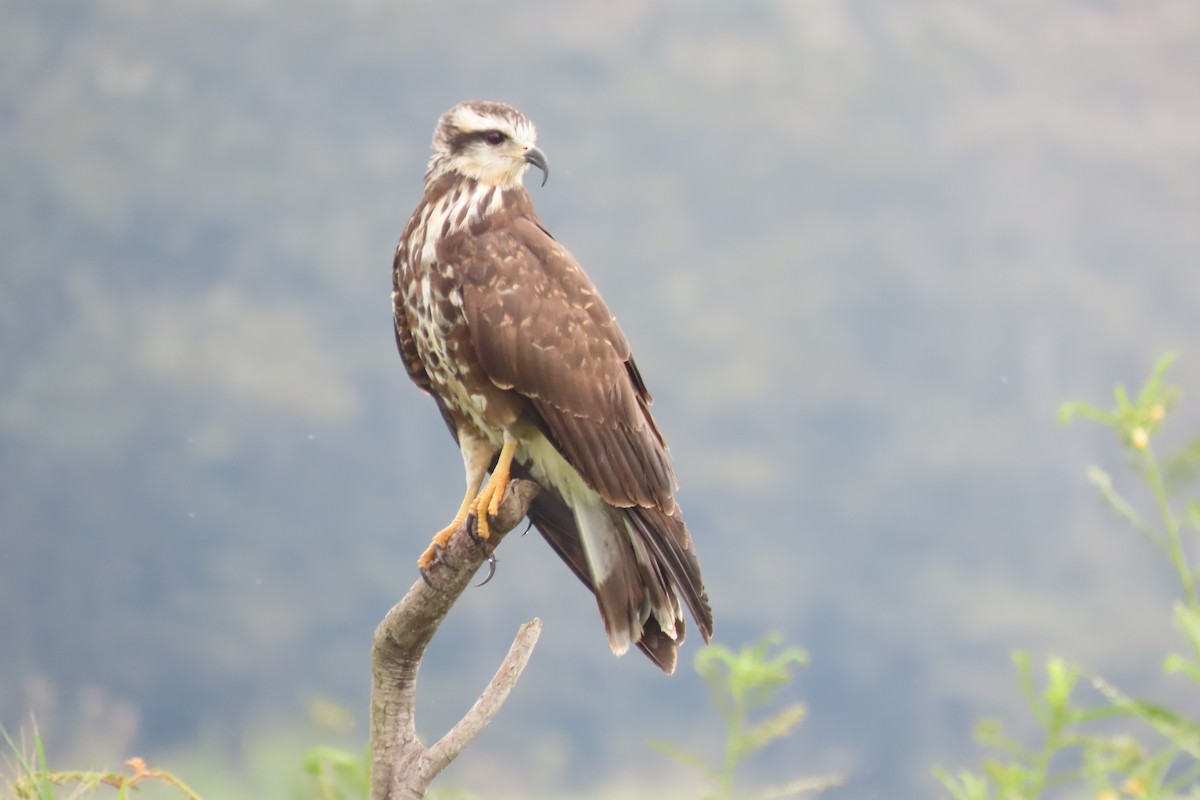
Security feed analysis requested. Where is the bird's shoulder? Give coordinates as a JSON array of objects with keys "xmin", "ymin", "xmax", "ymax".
[{"xmin": 441, "ymin": 196, "xmax": 630, "ymax": 356}]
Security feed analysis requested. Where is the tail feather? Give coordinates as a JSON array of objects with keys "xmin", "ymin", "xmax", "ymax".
[
  {"xmin": 624, "ymin": 517, "xmax": 680, "ymax": 641},
  {"xmin": 626, "ymin": 506, "xmax": 713, "ymax": 643},
  {"xmin": 574, "ymin": 501, "xmax": 645, "ymax": 656},
  {"xmin": 520, "ymin": 468, "xmax": 712, "ymax": 673}
]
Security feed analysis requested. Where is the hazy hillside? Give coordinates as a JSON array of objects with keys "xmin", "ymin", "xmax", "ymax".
[{"xmin": 3, "ymin": 0, "xmax": 1199, "ymax": 796}]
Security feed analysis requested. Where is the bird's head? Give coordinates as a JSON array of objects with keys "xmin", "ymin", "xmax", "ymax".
[{"xmin": 425, "ymin": 101, "xmax": 549, "ymax": 190}]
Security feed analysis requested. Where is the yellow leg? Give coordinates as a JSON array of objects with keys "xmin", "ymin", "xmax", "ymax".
[
  {"xmin": 470, "ymin": 436, "xmax": 518, "ymax": 544},
  {"xmin": 416, "ymin": 431, "xmax": 494, "ymax": 571},
  {"xmin": 416, "ymin": 487, "xmax": 477, "ymax": 570}
]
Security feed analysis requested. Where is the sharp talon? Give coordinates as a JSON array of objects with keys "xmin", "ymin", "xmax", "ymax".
[
  {"xmin": 475, "ymin": 553, "xmax": 498, "ymax": 587},
  {"xmin": 521, "ymin": 519, "xmax": 534, "ymax": 536},
  {"xmin": 418, "ymin": 542, "xmax": 450, "ymax": 589},
  {"xmin": 465, "ymin": 513, "xmax": 481, "ymax": 544}
]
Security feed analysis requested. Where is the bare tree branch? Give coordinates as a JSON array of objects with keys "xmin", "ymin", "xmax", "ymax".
[
  {"xmin": 370, "ymin": 479, "xmax": 542, "ymax": 800},
  {"xmin": 425, "ymin": 618, "xmax": 542, "ymax": 777}
]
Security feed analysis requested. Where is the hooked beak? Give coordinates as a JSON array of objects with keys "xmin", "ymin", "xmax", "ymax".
[{"xmin": 523, "ymin": 146, "xmax": 549, "ymax": 187}]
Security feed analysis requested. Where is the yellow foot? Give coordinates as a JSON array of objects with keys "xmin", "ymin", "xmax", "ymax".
[
  {"xmin": 415, "ymin": 436, "xmax": 518, "ymax": 572},
  {"xmin": 469, "ymin": 438, "xmax": 517, "ymax": 544},
  {"xmin": 416, "ymin": 516, "xmax": 465, "ymax": 571}
]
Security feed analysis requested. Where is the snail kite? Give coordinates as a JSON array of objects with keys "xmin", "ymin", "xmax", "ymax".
[{"xmin": 392, "ymin": 101, "xmax": 712, "ymax": 673}]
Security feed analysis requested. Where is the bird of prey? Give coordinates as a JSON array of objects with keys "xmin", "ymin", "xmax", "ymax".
[{"xmin": 392, "ymin": 100, "xmax": 712, "ymax": 673}]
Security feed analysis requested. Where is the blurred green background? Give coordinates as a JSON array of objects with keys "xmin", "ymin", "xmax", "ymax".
[{"xmin": 3, "ymin": 0, "xmax": 1198, "ymax": 797}]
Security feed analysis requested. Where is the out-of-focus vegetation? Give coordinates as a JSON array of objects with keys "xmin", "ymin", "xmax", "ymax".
[
  {"xmin": 299, "ymin": 745, "xmax": 368, "ymax": 800},
  {"xmin": 651, "ymin": 637, "xmax": 840, "ymax": 800},
  {"xmin": 937, "ymin": 354, "xmax": 1200, "ymax": 799},
  {"xmin": 5, "ymin": 636, "xmax": 829, "ymax": 800},
  {"xmin": 3, "ymin": 723, "xmax": 201, "ymax": 800}
]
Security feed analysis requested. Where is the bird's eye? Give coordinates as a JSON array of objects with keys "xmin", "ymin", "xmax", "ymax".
[{"xmin": 482, "ymin": 130, "xmax": 507, "ymax": 146}]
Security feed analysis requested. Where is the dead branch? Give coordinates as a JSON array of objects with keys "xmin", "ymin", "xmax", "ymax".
[{"xmin": 370, "ymin": 479, "xmax": 542, "ymax": 800}]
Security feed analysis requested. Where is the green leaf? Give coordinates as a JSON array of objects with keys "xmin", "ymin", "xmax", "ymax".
[
  {"xmin": 2, "ymin": 723, "xmax": 57, "ymax": 800},
  {"xmin": 1174, "ymin": 603, "xmax": 1200, "ymax": 658},
  {"xmin": 972, "ymin": 717, "xmax": 1032, "ymax": 760},
  {"xmin": 1057, "ymin": 400, "xmax": 1112, "ymax": 426},
  {"xmin": 1075, "ymin": 732, "xmax": 1146, "ymax": 787},
  {"xmin": 752, "ymin": 774, "xmax": 843, "ymax": 799},
  {"xmin": 0, "ymin": 723, "xmax": 33, "ymax": 778},
  {"xmin": 32, "ymin": 728, "xmax": 52, "ymax": 800},
  {"xmin": 1067, "ymin": 705, "xmax": 1133, "ymax": 725},
  {"xmin": 695, "ymin": 642, "xmax": 739, "ymax": 722},
  {"xmin": 662, "ymin": 636, "xmax": 822, "ymax": 798},
  {"xmin": 1012, "ymin": 651, "xmax": 1047, "ymax": 725},
  {"xmin": 1087, "ymin": 465, "xmax": 1113, "ymax": 492},
  {"xmin": 932, "ymin": 768, "xmax": 993, "ymax": 800},
  {"xmin": 1162, "ymin": 755, "xmax": 1200, "ymax": 795},
  {"xmin": 303, "ymin": 746, "xmax": 363, "ymax": 773},
  {"xmin": 698, "ymin": 636, "xmax": 808, "ymax": 717},
  {"xmin": 1086, "ymin": 465, "xmax": 1164, "ymax": 549},
  {"xmin": 1137, "ymin": 351, "xmax": 1178, "ymax": 408},
  {"xmin": 1115, "ymin": 383, "xmax": 1132, "ymax": 414},
  {"xmin": 1043, "ymin": 656, "xmax": 1080, "ymax": 713},
  {"xmin": 733, "ymin": 704, "xmax": 808, "ymax": 762},
  {"xmin": 1163, "ymin": 654, "xmax": 1200, "ymax": 684},
  {"xmin": 1162, "ymin": 438, "xmax": 1200, "ymax": 493},
  {"xmin": 647, "ymin": 739, "xmax": 717, "ymax": 781},
  {"xmin": 1120, "ymin": 743, "xmax": 1181, "ymax": 798},
  {"xmin": 1092, "ymin": 675, "xmax": 1200, "ymax": 758},
  {"xmin": 982, "ymin": 758, "xmax": 1033, "ymax": 796}
]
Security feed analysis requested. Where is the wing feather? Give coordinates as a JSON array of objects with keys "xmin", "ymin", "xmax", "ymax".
[{"xmin": 447, "ymin": 215, "xmax": 677, "ymax": 511}]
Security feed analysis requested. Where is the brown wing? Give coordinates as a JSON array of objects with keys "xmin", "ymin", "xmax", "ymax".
[{"xmin": 446, "ymin": 213, "xmax": 677, "ymax": 511}]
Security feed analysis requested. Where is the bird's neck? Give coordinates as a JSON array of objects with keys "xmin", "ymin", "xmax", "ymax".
[{"xmin": 407, "ymin": 176, "xmax": 529, "ymax": 267}]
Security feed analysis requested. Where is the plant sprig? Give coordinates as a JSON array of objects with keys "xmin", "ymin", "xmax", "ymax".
[
  {"xmin": 938, "ymin": 353, "xmax": 1200, "ymax": 800},
  {"xmin": 651, "ymin": 635, "xmax": 840, "ymax": 800}
]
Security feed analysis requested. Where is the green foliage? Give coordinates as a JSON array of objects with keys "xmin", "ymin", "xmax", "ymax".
[
  {"xmin": 297, "ymin": 744, "xmax": 476, "ymax": 800},
  {"xmin": 2, "ymin": 721, "xmax": 203, "ymax": 800},
  {"xmin": 298, "ymin": 746, "xmax": 369, "ymax": 800},
  {"xmin": 650, "ymin": 635, "xmax": 840, "ymax": 800},
  {"xmin": 937, "ymin": 353, "xmax": 1200, "ymax": 799},
  {"xmin": 0, "ymin": 719, "xmax": 377, "ymax": 800}
]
